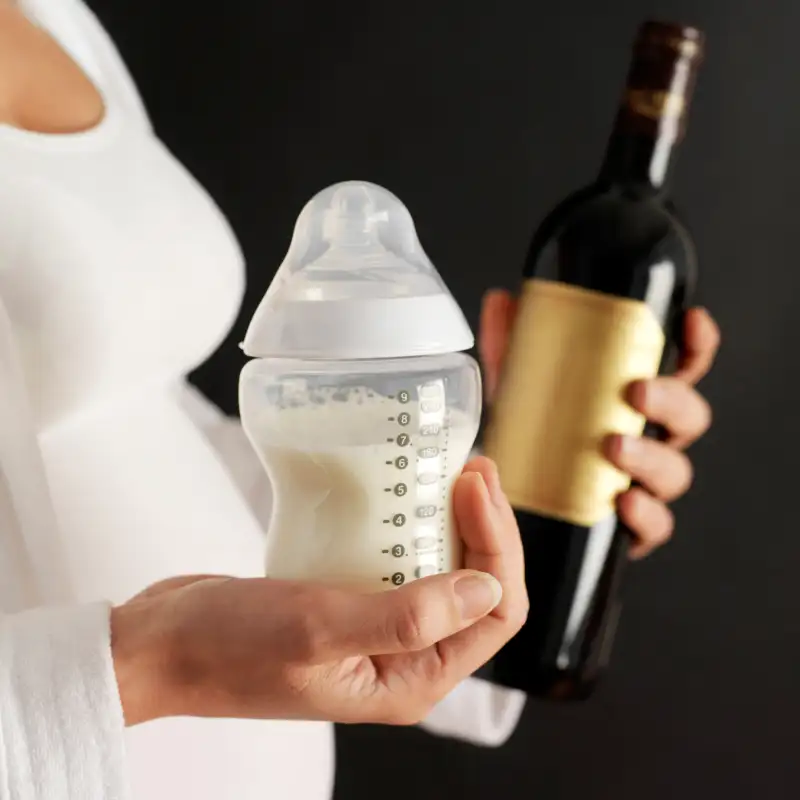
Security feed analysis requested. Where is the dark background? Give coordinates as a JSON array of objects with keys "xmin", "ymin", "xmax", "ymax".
[{"xmin": 87, "ymin": 0, "xmax": 796, "ymax": 797}]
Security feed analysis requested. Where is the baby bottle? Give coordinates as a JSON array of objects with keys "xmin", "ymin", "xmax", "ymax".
[{"xmin": 239, "ymin": 181, "xmax": 482, "ymax": 591}]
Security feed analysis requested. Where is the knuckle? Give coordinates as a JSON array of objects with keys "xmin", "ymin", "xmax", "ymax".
[
  {"xmin": 697, "ymin": 397, "xmax": 713, "ymax": 435},
  {"xmin": 675, "ymin": 456, "xmax": 694, "ymax": 498},
  {"xmin": 706, "ymin": 315, "xmax": 722, "ymax": 351},
  {"xmin": 501, "ymin": 591, "xmax": 530, "ymax": 634},
  {"xmin": 393, "ymin": 599, "xmax": 431, "ymax": 651},
  {"xmin": 655, "ymin": 508, "xmax": 676, "ymax": 545},
  {"xmin": 660, "ymin": 453, "xmax": 693, "ymax": 502}
]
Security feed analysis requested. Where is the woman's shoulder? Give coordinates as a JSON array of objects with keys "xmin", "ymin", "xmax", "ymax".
[{"xmin": 0, "ymin": 4, "xmax": 104, "ymax": 134}]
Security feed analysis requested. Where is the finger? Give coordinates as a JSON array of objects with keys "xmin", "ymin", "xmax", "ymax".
[
  {"xmin": 604, "ymin": 434, "xmax": 693, "ymax": 502},
  {"xmin": 457, "ymin": 457, "xmax": 524, "ymax": 593},
  {"xmin": 675, "ymin": 307, "xmax": 720, "ymax": 386},
  {"xmin": 429, "ymin": 460, "xmax": 529, "ymax": 682},
  {"xmin": 627, "ymin": 377, "xmax": 712, "ymax": 448},
  {"xmin": 478, "ymin": 289, "xmax": 517, "ymax": 400},
  {"xmin": 617, "ymin": 487, "xmax": 675, "ymax": 560},
  {"xmin": 315, "ymin": 570, "xmax": 503, "ymax": 659},
  {"xmin": 128, "ymin": 574, "xmax": 231, "ymax": 602}
]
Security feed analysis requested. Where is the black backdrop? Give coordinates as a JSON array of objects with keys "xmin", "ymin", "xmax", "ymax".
[{"xmin": 86, "ymin": 0, "xmax": 797, "ymax": 797}]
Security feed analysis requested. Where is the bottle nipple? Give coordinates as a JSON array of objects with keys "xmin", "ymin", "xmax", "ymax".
[
  {"xmin": 241, "ymin": 180, "xmax": 475, "ymax": 360},
  {"xmin": 322, "ymin": 184, "xmax": 388, "ymax": 248}
]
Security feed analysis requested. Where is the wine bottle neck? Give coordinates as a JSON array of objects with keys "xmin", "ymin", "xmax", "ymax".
[
  {"xmin": 598, "ymin": 122, "xmax": 680, "ymax": 196},
  {"xmin": 597, "ymin": 21, "xmax": 703, "ymax": 197}
]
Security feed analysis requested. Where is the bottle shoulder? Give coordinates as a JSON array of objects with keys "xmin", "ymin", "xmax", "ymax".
[
  {"xmin": 534, "ymin": 185, "xmax": 689, "ymax": 252},
  {"xmin": 523, "ymin": 184, "xmax": 697, "ymax": 311}
]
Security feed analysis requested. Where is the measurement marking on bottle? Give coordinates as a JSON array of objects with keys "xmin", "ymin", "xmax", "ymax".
[
  {"xmin": 413, "ymin": 535, "xmax": 438, "ymax": 552},
  {"xmin": 391, "ymin": 544, "xmax": 405, "ymax": 557},
  {"xmin": 387, "ymin": 416, "xmax": 396, "ymax": 422},
  {"xmin": 396, "ymin": 434, "xmax": 411, "ymax": 447},
  {"xmin": 417, "ymin": 472, "xmax": 438, "ymax": 486},
  {"xmin": 418, "ymin": 446, "xmax": 439, "ymax": 459},
  {"xmin": 391, "ymin": 514, "xmax": 406, "ymax": 527},
  {"xmin": 394, "ymin": 483, "xmax": 408, "ymax": 497},
  {"xmin": 391, "ymin": 572, "xmax": 405, "ymax": 586},
  {"xmin": 416, "ymin": 505, "xmax": 437, "ymax": 519},
  {"xmin": 398, "ymin": 412, "xmax": 411, "ymax": 427},
  {"xmin": 420, "ymin": 424, "xmax": 440, "ymax": 437},
  {"xmin": 398, "ymin": 390, "xmax": 410, "ymax": 404},
  {"xmin": 395, "ymin": 456, "xmax": 409, "ymax": 469}
]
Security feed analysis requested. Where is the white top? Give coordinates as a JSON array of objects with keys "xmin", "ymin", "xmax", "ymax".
[
  {"xmin": 0, "ymin": 0, "xmax": 527, "ymax": 798},
  {"xmin": 243, "ymin": 180, "xmax": 476, "ymax": 360}
]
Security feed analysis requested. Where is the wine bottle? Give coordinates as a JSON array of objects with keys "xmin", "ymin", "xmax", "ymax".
[{"xmin": 483, "ymin": 20, "xmax": 705, "ymax": 701}]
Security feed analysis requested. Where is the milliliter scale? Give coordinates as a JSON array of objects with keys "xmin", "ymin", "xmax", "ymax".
[{"xmin": 380, "ymin": 380, "xmax": 457, "ymax": 588}]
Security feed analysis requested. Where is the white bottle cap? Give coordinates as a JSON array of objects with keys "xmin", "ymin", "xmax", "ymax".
[{"xmin": 242, "ymin": 181, "xmax": 475, "ymax": 360}]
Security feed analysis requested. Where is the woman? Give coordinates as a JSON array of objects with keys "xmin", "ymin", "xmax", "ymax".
[{"xmin": 0, "ymin": 0, "xmax": 719, "ymax": 797}]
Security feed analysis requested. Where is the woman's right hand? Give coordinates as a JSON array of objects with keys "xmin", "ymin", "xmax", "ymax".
[{"xmin": 111, "ymin": 457, "xmax": 528, "ymax": 727}]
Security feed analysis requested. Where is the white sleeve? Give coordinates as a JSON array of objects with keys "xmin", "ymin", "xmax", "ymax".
[
  {"xmin": 0, "ymin": 286, "xmax": 131, "ymax": 795},
  {"xmin": 417, "ymin": 676, "xmax": 526, "ymax": 748},
  {"xmin": 0, "ymin": 602, "xmax": 130, "ymax": 800},
  {"xmin": 181, "ymin": 385, "xmax": 529, "ymax": 747}
]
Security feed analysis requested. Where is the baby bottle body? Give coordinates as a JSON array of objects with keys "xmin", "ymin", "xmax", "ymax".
[{"xmin": 239, "ymin": 353, "xmax": 481, "ymax": 591}]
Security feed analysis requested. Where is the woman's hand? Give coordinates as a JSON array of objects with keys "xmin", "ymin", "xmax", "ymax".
[
  {"xmin": 111, "ymin": 457, "xmax": 527, "ymax": 727},
  {"xmin": 479, "ymin": 289, "xmax": 720, "ymax": 559}
]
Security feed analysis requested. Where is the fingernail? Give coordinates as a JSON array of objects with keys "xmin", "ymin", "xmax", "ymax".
[
  {"xmin": 454, "ymin": 573, "xmax": 503, "ymax": 620},
  {"xmin": 626, "ymin": 380, "xmax": 648, "ymax": 410}
]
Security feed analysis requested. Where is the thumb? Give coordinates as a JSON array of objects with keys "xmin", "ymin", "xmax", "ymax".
[{"xmin": 326, "ymin": 570, "xmax": 503, "ymax": 657}]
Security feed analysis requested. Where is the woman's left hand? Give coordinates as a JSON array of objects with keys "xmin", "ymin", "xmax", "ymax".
[{"xmin": 479, "ymin": 290, "xmax": 721, "ymax": 560}]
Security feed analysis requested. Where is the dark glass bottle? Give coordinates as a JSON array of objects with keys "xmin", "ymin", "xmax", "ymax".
[{"xmin": 483, "ymin": 20, "xmax": 705, "ymax": 701}]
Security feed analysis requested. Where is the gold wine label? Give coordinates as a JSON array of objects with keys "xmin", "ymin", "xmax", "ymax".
[
  {"xmin": 625, "ymin": 88, "xmax": 685, "ymax": 120},
  {"xmin": 484, "ymin": 279, "xmax": 665, "ymax": 527}
]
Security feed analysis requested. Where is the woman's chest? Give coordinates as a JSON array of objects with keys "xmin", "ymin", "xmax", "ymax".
[{"xmin": 0, "ymin": 133, "xmax": 246, "ymax": 429}]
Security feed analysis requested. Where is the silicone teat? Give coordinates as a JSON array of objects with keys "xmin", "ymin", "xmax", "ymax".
[
  {"xmin": 242, "ymin": 180, "xmax": 474, "ymax": 360},
  {"xmin": 322, "ymin": 184, "xmax": 386, "ymax": 246},
  {"xmin": 303, "ymin": 184, "xmax": 416, "ymax": 280}
]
